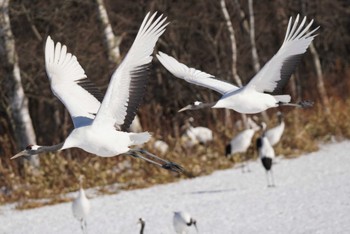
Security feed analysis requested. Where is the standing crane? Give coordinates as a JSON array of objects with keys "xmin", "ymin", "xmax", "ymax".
[
  {"xmin": 72, "ymin": 176, "xmax": 90, "ymax": 234},
  {"xmin": 173, "ymin": 211, "xmax": 198, "ymax": 234},
  {"xmin": 257, "ymin": 123, "xmax": 276, "ymax": 187},
  {"xmin": 157, "ymin": 15, "xmax": 318, "ymax": 114},
  {"xmin": 11, "ymin": 12, "xmax": 182, "ymax": 173}
]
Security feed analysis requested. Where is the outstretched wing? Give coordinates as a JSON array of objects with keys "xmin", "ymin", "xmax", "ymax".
[
  {"xmin": 92, "ymin": 12, "xmax": 168, "ymax": 131},
  {"xmin": 157, "ymin": 52, "xmax": 238, "ymax": 94},
  {"xmin": 246, "ymin": 15, "xmax": 319, "ymax": 94},
  {"xmin": 45, "ymin": 36, "xmax": 103, "ymax": 128}
]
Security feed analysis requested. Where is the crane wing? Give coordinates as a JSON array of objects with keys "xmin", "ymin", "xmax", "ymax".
[
  {"xmin": 246, "ymin": 15, "xmax": 319, "ymax": 94},
  {"xmin": 157, "ymin": 52, "xmax": 238, "ymax": 94},
  {"xmin": 45, "ymin": 36, "xmax": 103, "ymax": 128},
  {"xmin": 92, "ymin": 12, "xmax": 168, "ymax": 131}
]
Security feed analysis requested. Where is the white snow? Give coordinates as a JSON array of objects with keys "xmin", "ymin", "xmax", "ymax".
[{"xmin": 1, "ymin": 141, "xmax": 350, "ymax": 234}]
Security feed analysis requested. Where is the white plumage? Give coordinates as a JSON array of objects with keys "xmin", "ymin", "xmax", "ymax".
[
  {"xmin": 226, "ymin": 118, "xmax": 259, "ymax": 172},
  {"xmin": 153, "ymin": 140, "xmax": 169, "ymax": 155},
  {"xmin": 12, "ymin": 13, "xmax": 182, "ymax": 173},
  {"xmin": 173, "ymin": 211, "xmax": 197, "ymax": 234},
  {"xmin": 72, "ymin": 177, "xmax": 90, "ymax": 233},
  {"xmin": 186, "ymin": 126, "xmax": 213, "ymax": 145},
  {"xmin": 265, "ymin": 112, "xmax": 285, "ymax": 146},
  {"xmin": 157, "ymin": 15, "xmax": 318, "ymax": 114},
  {"xmin": 182, "ymin": 117, "xmax": 213, "ymax": 146},
  {"xmin": 226, "ymin": 129, "xmax": 256, "ymax": 156}
]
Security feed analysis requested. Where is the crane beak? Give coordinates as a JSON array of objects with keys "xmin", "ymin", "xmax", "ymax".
[
  {"xmin": 178, "ymin": 104, "xmax": 192, "ymax": 112},
  {"xmin": 11, "ymin": 150, "xmax": 28, "ymax": 160}
]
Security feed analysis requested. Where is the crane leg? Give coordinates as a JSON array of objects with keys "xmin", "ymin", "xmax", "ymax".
[
  {"xmin": 242, "ymin": 152, "xmax": 251, "ymax": 173},
  {"xmin": 80, "ymin": 219, "xmax": 88, "ymax": 234},
  {"xmin": 278, "ymin": 100, "xmax": 314, "ymax": 109},
  {"xmin": 270, "ymin": 169, "xmax": 276, "ymax": 187},
  {"xmin": 265, "ymin": 171, "xmax": 270, "ymax": 187},
  {"xmin": 127, "ymin": 149, "xmax": 184, "ymax": 173}
]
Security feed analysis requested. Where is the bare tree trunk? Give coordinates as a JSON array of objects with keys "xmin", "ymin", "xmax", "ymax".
[
  {"xmin": 220, "ymin": 0, "xmax": 248, "ymax": 129},
  {"xmin": 0, "ymin": 0, "xmax": 39, "ymax": 169},
  {"xmin": 95, "ymin": 0, "xmax": 122, "ymax": 63},
  {"xmin": 233, "ymin": 0, "xmax": 250, "ymax": 34},
  {"xmin": 248, "ymin": 0, "xmax": 260, "ymax": 73},
  {"xmin": 309, "ymin": 42, "xmax": 331, "ymax": 116},
  {"xmin": 220, "ymin": 0, "xmax": 242, "ymax": 87}
]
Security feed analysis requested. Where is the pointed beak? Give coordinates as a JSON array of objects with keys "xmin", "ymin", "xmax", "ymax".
[
  {"xmin": 11, "ymin": 150, "xmax": 28, "ymax": 160},
  {"xmin": 178, "ymin": 105, "xmax": 192, "ymax": 112}
]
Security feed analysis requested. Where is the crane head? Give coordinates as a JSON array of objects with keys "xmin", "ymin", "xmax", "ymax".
[
  {"xmin": 11, "ymin": 145, "xmax": 39, "ymax": 159},
  {"xmin": 178, "ymin": 101, "xmax": 203, "ymax": 112},
  {"xmin": 190, "ymin": 218, "xmax": 198, "ymax": 232}
]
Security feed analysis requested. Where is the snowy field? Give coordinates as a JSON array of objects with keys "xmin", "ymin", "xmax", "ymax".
[{"xmin": 1, "ymin": 141, "xmax": 350, "ymax": 234}]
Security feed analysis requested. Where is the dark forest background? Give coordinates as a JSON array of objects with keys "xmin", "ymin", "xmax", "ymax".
[{"xmin": 0, "ymin": 0, "xmax": 349, "ymax": 206}]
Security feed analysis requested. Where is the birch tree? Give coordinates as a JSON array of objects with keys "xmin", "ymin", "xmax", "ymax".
[
  {"xmin": 0, "ymin": 0, "xmax": 39, "ymax": 168},
  {"xmin": 309, "ymin": 42, "xmax": 331, "ymax": 116},
  {"xmin": 220, "ymin": 0, "xmax": 247, "ymax": 129},
  {"xmin": 247, "ymin": 0, "xmax": 261, "ymax": 73}
]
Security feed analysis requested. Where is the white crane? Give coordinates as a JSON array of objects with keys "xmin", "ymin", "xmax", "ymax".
[
  {"xmin": 257, "ymin": 123, "xmax": 276, "ymax": 187},
  {"xmin": 226, "ymin": 118, "xmax": 260, "ymax": 172},
  {"xmin": 173, "ymin": 211, "xmax": 198, "ymax": 234},
  {"xmin": 138, "ymin": 218, "xmax": 146, "ymax": 234},
  {"xmin": 265, "ymin": 111, "xmax": 285, "ymax": 146},
  {"xmin": 11, "ymin": 12, "xmax": 182, "ymax": 173},
  {"xmin": 182, "ymin": 117, "xmax": 213, "ymax": 147},
  {"xmin": 72, "ymin": 176, "xmax": 90, "ymax": 234},
  {"xmin": 157, "ymin": 15, "xmax": 318, "ymax": 114},
  {"xmin": 153, "ymin": 139, "xmax": 169, "ymax": 155}
]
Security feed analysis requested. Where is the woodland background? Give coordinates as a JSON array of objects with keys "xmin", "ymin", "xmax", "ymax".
[{"xmin": 0, "ymin": 0, "xmax": 349, "ymax": 207}]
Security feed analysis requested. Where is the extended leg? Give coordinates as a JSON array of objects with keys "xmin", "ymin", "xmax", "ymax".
[
  {"xmin": 278, "ymin": 100, "xmax": 314, "ymax": 109},
  {"xmin": 128, "ymin": 149, "xmax": 184, "ymax": 173}
]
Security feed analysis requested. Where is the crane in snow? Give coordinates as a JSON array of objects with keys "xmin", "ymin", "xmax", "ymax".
[
  {"xmin": 173, "ymin": 211, "xmax": 198, "ymax": 234},
  {"xmin": 72, "ymin": 176, "xmax": 90, "ymax": 234},
  {"xmin": 257, "ymin": 123, "xmax": 276, "ymax": 187}
]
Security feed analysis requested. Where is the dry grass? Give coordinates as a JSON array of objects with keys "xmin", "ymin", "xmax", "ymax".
[{"xmin": 0, "ymin": 97, "xmax": 349, "ymax": 209}]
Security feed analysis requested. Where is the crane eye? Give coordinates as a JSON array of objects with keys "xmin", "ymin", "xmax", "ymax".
[{"xmin": 25, "ymin": 145, "xmax": 33, "ymax": 150}]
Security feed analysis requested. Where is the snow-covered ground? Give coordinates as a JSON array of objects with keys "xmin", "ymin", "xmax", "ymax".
[{"xmin": 1, "ymin": 141, "xmax": 350, "ymax": 234}]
